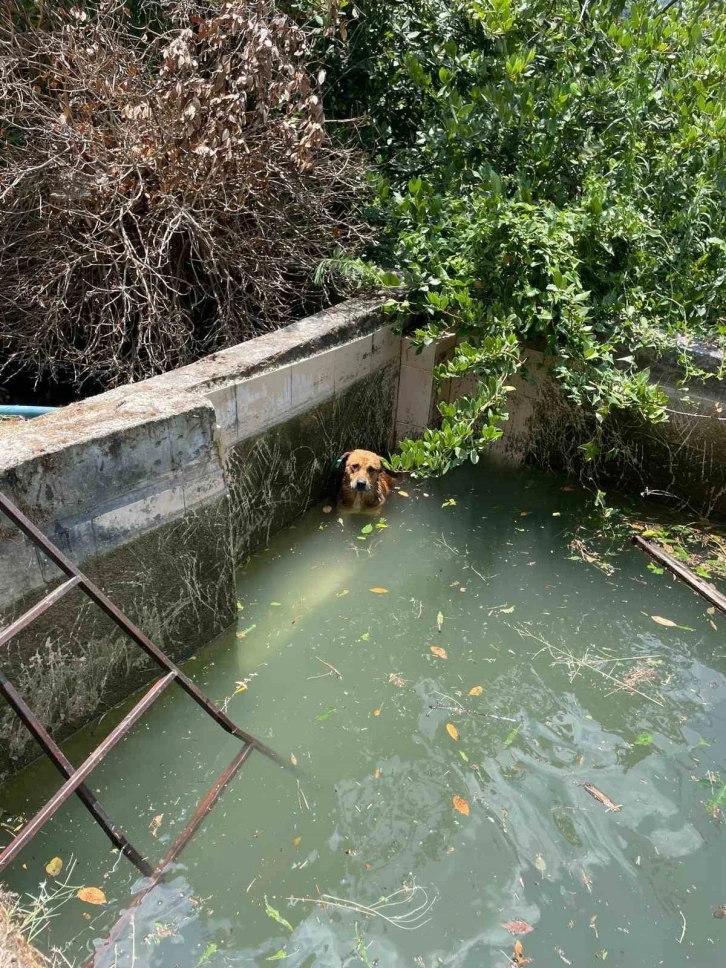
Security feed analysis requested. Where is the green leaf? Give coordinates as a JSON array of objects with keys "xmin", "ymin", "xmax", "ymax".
[
  {"xmin": 264, "ymin": 897, "xmax": 293, "ymax": 932},
  {"xmin": 459, "ymin": 750, "xmax": 469, "ymax": 763},
  {"xmin": 270, "ymin": 602, "xmax": 282, "ymax": 607},
  {"xmin": 316, "ymin": 707, "xmax": 336, "ymax": 721},
  {"xmin": 266, "ymin": 952, "xmax": 287, "ymax": 961},
  {"xmin": 634, "ymin": 733, "xmax": 654, "ymax": 746},
  {"xmin": 360, "ymin": 524, "xmax": 373, "ymax": 535},
  {"xmin": 195, "ymin": 943, "xmax": 218, "ymax": 968},
  {"xmin": 504, "ymin": 723, "xmax": 521, "ymax": 747}
]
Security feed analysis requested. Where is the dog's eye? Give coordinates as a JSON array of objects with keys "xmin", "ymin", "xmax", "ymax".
[
  {"xmin": 368, "ymin": 466, "xmax": 378, "ymax": 474},
  {"xmin": 350, "ymin": 463, "xmax": 360, "ymax": 471}
]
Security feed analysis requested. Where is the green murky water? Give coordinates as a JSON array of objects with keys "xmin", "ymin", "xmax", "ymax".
[{"xmin": 1, "ymin": 458, "xmax": 725, "ymax": 967}]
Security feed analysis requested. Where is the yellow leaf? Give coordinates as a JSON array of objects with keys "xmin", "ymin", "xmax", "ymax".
[
  {"xmin": 397, "ymin": 490, "xmax": 410, "ymax": 498},
  {"xmin": 469, "ymin": 686, "xmax": 483, "ymax": 696},
  {"xmin": 373, "ymin": 768, "xmax": 381, "ymax": 779},
  {"xmin": 452, "ymin": 795, "xmax": 470, "ymax": 816},
  {"xmin": 149, "ymin": 814, "xmax": 163, "ymax": 837},
  {"xmin": 290, "ymin": 753, "xmax": 298, "ymax": 766},
  {"xmin": 373, "ymin": 708, "xmax": 381, "ymax": 716},
  {"xmin": 430, "ymin": 645, "xmax": 448, "ymax": 659},
  {"xmin": 78, "ymin": 887, "xmax": 106, "ymax": 905},
  {"xmin": 651, "ymin": 615, "xmax": 677, "ymax": 627},
  {"xmin": 337, "ymin": 589, "xmax": 349, "ymax": 598},
  {"xmin": 293, "ymin": 836, "xmax": 302, "ymax": 847},
  {"xmin": 370, "ymin": 587, "xmax": 389, "ymax": 594},
  {"xmin": 520, "ymin": 511, "xmax": 532, "ymax": 517},
  {"xmin": 45, "ymin": 857, "xmax": 63, "ymax": 877},
  {"xmin": 446, "ymin": 723, "xmax": 459, "ymax": 741}
]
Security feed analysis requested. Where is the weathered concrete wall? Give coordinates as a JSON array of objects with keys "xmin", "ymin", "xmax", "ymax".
[
  {"xmin": 0, "ymin": 298, "xmax": 400, "ymax": 778},
  {"xmin": 489, "ymin": 344, "xmax": 726, "ymax": 517}
]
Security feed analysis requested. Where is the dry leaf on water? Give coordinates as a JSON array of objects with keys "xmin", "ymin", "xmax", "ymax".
[
  {"xmin": 78, "ymin": 887, "xmax": 106, "ymax": 905},
  {"xmin": 293, "ymin": 836, "xmax": 302, "ymax": 847},
  {"xmin": 446, "ymin": 723, "xmax": 459, "ymax": 741},
  {"xmin": 430, "ymin": 646, "xmax": 448, "ymax": 659},
  {"xmin": 651, "ymin": 615, "xmax": 677, "ymax": 627},
  {"xmin": 535, "ymin": 853, "xmax": 547, "ymax": 873},
  {"xmin": 501, "ymin": 920, "xmax": 534, "ymax": 935},
  {"xmin": 149, "ymin": 814, "xmax": 163, "ymax": 837},
  {"xmin": 373, "ymin": 708, "xmax": 381, "ymax": 716},
  {"xmin": 436, "ymin": 610, "xmax": 444, "ymax": 631},
  {"xmin": 45, "ymin": 857, "xmax": 63, "ymax": 877},
  {"xmin": 452, "ymin": 795, "xmax": 470, "ymax": 816},
  {"xmin": 514, "ymin": 940, "xmax": 524, "ymax": 962},
  {"xmin": 370, "ymin": 588, "xmax": 389, "ymax": 594},
  {"xmin": 469, "ymin": 685, "xmax": 483, "ymax": 696},
  {"xmin": 290, "ymin": 753, "xmax": 298, "ymax": 766},
  {"xmin": 397, "ymin": 490, "xmax": 410, "ymax": 498},
  {"xmin": 373, "ymin": 768, "xmax": 381, "ymax": 779}
]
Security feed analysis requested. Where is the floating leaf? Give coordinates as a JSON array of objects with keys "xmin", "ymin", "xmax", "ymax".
[
  {"xmin": 149, "ymin": 813, "xmax": 164, "ymax": 837},
  {"xmin": 534, "ymin": 853, "xmax": 546, "ymax": 873},
  {"xmin": 369, "ymin": 587, "xmax": 389, "ymax": 594},
  {"xmin": 360, "ymin": 524, "xmax": 373, "ymax": 535},
  {"xmin": 562, "ymin": 485, "xmax": 575, "ymax": 492},
  {"xmin": 236, "ymin": 624, "xmax": 257, "ymax": 639},
  {"xmin": 266, "ymin": 951, "xmax": 287, "ymax": 961},
  {"xmin": 316, "ymin": 707, "xmax": 335, "ymax": 721},
  {"xmin": 714, "ymin": 905, "xmax": 726, "ymax": 919},
  {"xmin": 635, "ymin": 732, "xmax": 654, "ymax": 745},
  {"xmin": 651, "ymin": 615, "xmax": 676, "ymax": 627},
  {"xmin": 373, "ymin": 708, "xmax": 381, "ymax": 716},
  {"xmin": 446, "ymin": 723, "xmax": 459, "ymax": 741},
  {"xmin": 45, "ymin": 857, "xmax": 63, "ymax": 877},
  {"xmin": 436, "ymin": 611, "xmax": 444, "ymax": 631},
  {"xmin": 290, "ymin": 753, "xmax": 298, "ymax": 766},
  {"xmin": 552, "ymin": 511, "xmax": 561, "ymax": 517},
  {"xmin": 197, "ymin": 943, "xmax": 218, "ymax": 966},
  {"xmin": 452, "ymin": 795, "xmax": 470, "ymax": 816},
  {"xmin": 322, "ymin": 506, "xmax": 332, "ymax": 514},
  {"xmin": 469, "ymin": 685, "xmax": 483, "ymax": 696},
  {"xmin": 78, "ymin": 887, "xmax": 106, "ymax": 905},
  {"xmin": 459, "ymin": 750, "xmax": 469, "ymax": 762},
  {"xmin": 292, "ymin": 836, "xmax": 301, "ymax": 848},
  {"xmin": 500, "ymin": 605, "xmax": 515, "ymax": 614},
  {"xmin": 504, "ymin": 723, "xmax": 521, "ymax": 747},
  {"xmin": 375, "ymin": 520, "xmax": 388, "ymax": 530},
  {"xmin": 264, "ymin": 896, "xmax": 292, "ymax": 932},
  {"xmin": 397, "ymin": 490, "xmax": 410, "ymax": 498},
  {"xmin": 430, "ymin": 645, "xmax": 448, "ymax": 659},
  {"xmin": 373, "ymin": 768, "xmax": 381, "ymax": 779},
  {"xmin": 337, "ymin": 589, "xmax": 349, "ymax": 598},
  {"xmin": 270, "ymin": 602, "xmax": 282, "ymax": 607},
  {"xmin": 519, "ymin": 511, "xmax": 532, "ymax": 517},
  {"xmin": 502, "ymin": 920, "xmax": 534, "ymax": 935},
  {"xmin": 360, "ymin": 631, "xmax": 370, "ymax": 641},
  {"xmin": 442, "ymin": 498, "xmax": 457, "ymax": 508}
]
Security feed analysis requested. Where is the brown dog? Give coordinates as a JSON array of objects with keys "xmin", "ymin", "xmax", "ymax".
[{"xmin": 336, "ymin": 449, "xmax": 396, "ymax": 511}]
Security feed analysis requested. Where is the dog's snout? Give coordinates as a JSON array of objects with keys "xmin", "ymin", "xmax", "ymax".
[{"xmin": 353, "ymin": 478, "xmax": 368, "ymax": 491}]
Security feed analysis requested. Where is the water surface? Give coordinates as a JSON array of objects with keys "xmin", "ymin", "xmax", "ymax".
[{"xmin": 1, "ymin": 458, "xmax": 724, "ymax": 967}]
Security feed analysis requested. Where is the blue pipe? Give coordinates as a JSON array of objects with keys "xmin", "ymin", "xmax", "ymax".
[{"xmin": 0, "ymin": 406, "xmax": 58, "ymax": 419}]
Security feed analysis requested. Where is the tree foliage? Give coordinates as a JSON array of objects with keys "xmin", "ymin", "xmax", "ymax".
[{"xmin": 323, "ymin": 0, "xmax": 726, "ymax": 474}]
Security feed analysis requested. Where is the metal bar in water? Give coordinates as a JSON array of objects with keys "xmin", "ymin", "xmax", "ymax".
[
  {"xmin": 84, "ymin": 742, "xmax": 254, "ymax": 968},
  {"xmin": 0, "ymin": 672, "xmax": 175, "ymax": 873},
  {"xmin": 0, "ymin": 669, "xmax": 152, "ymax": 877}
]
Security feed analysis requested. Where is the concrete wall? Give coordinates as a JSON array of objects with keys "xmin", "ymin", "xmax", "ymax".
[{"xmin": 0, "ymin": 298, "xmax": 404, "ymax": 777}]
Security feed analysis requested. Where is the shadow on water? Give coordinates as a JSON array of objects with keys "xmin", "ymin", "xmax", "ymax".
[{"xmin": 0, "ymin": 457, "xmax": 725, "ymax": 967}]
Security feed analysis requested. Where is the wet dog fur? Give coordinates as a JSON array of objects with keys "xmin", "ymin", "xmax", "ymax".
[{"xmin": 335, "ymin": 449, "xmax": 397, "ymax": 511}]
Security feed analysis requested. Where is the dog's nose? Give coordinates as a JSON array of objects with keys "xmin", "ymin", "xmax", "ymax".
[{"xmin": 354, "ymin": 479, "xmax": 368, "ymax": 491}]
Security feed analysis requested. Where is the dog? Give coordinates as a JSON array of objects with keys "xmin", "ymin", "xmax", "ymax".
[{"xmin": 335, "ymin": 449, "xmax": 397, "ymax": 511}]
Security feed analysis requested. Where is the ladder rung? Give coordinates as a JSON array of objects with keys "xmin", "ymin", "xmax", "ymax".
[
  {"xmin": 0, "ymin": 671, "xmax": 175, "ymax": 873},
  {"xmin": 0, "ymin": 576, "xmax": 81, "ymax": 648}
]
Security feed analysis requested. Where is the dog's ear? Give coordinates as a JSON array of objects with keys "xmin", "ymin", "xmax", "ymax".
[{"xmin": 329, "ymin": 452, "xmax": 351, "ymax": 500}]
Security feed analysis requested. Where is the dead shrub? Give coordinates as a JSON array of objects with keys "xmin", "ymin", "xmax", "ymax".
[{"xmin": 0, "ymin": 0, "xmax": 366, "ymax": 391}]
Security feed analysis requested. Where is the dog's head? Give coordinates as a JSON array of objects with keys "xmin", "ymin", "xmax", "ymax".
[{"xmin": 339, "ymin": 449, "xmax": 392, "ymax": 494}]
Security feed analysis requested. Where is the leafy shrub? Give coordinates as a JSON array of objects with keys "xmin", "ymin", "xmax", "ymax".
[{"xmin": 323, "ymin": 0, "xmax": 726, "ymax": 474}]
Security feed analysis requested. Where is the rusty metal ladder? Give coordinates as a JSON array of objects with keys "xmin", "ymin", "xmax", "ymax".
[{"xmin": 0, "ymin": 491, "xmax": 284, "ymax": 877}]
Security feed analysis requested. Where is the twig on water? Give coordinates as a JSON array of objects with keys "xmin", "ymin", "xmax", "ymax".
[
  {"xmin": 678, "ymin": 910, "xmax": 686, "ymax": 944},
  {"xmin": 297, "ymin": 780, "xmax": 309, "ymax": 812},
  {"xmin": 427, "ymin": 692, "xmax": 517, "ymax": 722},
  {"xmin": 307, "ymin": 656, "xmax": 342, "ymax": 680},
  {"xmin": 516, "ymin": 627, "xmax": 664, "ymax": 706},
  {"xmin": 288, "ymin": 880, "xmax": 437, "ymax": 931}
]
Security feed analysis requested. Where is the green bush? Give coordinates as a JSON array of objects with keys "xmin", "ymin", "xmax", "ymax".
[{"xmin": 323, "ymin": 0, "xmax": 726, "ymax": 474}]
